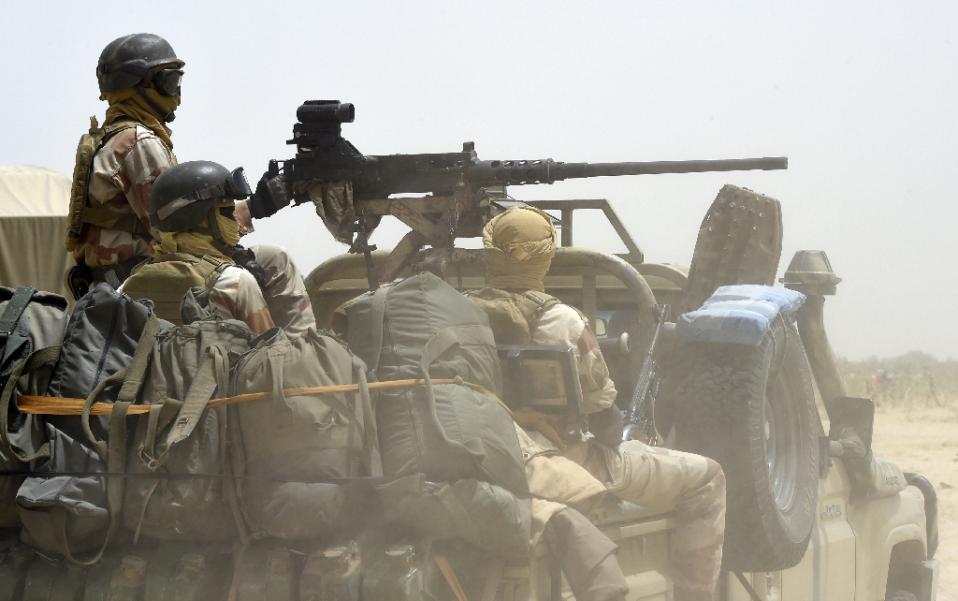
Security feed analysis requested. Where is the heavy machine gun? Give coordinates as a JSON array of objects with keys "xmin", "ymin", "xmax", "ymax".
[{"xmin": 250, "ymin": 99, "xmax": 788, "ymax": 283}]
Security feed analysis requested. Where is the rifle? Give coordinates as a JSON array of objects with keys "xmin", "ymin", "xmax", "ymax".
[
  {"xmin": 622, "ymin": 304, "xmax": 669, "ymax": 444},
  {"xmin": 252, "ymin": 100, "xmax": 788, "ymax": 281}
]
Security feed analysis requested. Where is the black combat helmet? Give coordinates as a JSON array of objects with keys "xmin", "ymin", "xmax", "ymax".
[
  {"xmin": 96, "ymin": 33, "xmax": 185, "ymax": 94},
  {"xmin": 150, "ymin": 161, "xmax": 251, "ymax": 233}
]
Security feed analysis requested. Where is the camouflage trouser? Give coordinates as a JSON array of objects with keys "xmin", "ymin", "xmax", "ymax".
[
  {"xmin": 250, "ymin": 245, "xmax": 317, "ymax": 337},
  {"xmin": 565, "ymin": 439, "xmax": 727, "ymax": 601}
]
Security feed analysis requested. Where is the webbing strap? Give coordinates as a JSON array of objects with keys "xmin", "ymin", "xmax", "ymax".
[
  {"xmin": 352, "ymin": 356, "xmax": 382, "ymax": 477},
  {"xmin": 80, "ymin": 313, "xmax": 161, "ymax": 458},
  {"xmin": 116, "ymin": 314, "xmax": 161, "ymax": 403},
  {"xmin": 162, "ymin": 347, "xmax": 221, "ymax": 452},
  {"xmin": 0, "ymin": 345, "xmax": 60, "ymax": 462},
  {"xmin": 366, "ymin": 286, "xmax": 388, "ymax": 379},
  {"xmin": 0, "ymin": 287, "xmax": 35, "ymax": 340}
]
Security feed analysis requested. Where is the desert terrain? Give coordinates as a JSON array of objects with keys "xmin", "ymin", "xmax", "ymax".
[{"xmin": 874, "ymin": 405, "xmax": 956, "ymax": 600}]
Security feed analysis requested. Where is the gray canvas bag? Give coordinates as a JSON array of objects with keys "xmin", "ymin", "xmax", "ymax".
[
  {"xmin": 230, "ymin": 327, "xmax": 375, "ymax": 540},
  {"xmin": 346, "ymin": 272, "xmax": 527, "ymax": 495},
  {"xmin": 16, "ymin": 285, "xmax": 162, "ymax": 562},
  {"xmin": 123, "ymin": 313, "xmax": 253, "ymax": 543},
  {"xmin": 0, "ymin": 287, "xmax": 69, "ymax": 528}
]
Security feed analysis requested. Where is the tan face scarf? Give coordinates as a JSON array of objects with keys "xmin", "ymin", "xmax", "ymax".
[
  {"xmin": 151, "ymin": 229, "xmax": 232, "ymax": 261},
  {"xmin": 483, "ymin": 206, "xmax": 557, "ymax": 291},
  {"xmin": 102, "ymin": 87, "xmax": 178, "ymax": 149}
]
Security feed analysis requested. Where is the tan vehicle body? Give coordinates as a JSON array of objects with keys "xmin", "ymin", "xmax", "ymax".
[{"xmin": 306, "ymin": 214, "xmax": 937, "ymax": 601}]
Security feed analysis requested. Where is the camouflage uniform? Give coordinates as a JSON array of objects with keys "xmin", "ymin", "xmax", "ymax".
[
  {"xmin": 133, "ymin": 245, "xmax": 315, "ymax": 338},
  {"xmin": 250, "ymin": 245, "xmax": 316, "ymax": 337},
  {"xmin": 520, "ymin": 302, "xmax": 727, "ymax": 601},
  {"xmin": 205, "ymin": 263, "xmax": 274, "ymax": 335},
  {"xmin": 77, "ymin": 125, "xmax": 174, "ymax": 268}
]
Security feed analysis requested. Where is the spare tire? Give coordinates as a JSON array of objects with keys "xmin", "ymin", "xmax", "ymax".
[{"xmin": 669, "ymin": 317, "xmax": 819, "ymax": 571}]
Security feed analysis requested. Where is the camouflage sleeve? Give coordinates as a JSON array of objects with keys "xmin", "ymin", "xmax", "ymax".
[
  {"xmin": 208, "ymin": 266, "xmax": 276, "ymax": 335},
  {"xmin": 532, "ymin": 304, "xmax": 617, "ymax": 414},
  {"xmin": 118, "ymin": 128, "xmax": 176, "ymax": 237}
]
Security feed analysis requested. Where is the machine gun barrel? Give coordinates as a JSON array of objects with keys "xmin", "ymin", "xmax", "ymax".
[{"xmin": 468, "ymin": 156, "xmax": 787, "ymax": 187}]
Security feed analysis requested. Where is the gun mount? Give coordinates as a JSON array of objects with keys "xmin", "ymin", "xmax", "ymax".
[{"xmin": 259, "ymin": 100, "xmax": 788, "ymax": 284}]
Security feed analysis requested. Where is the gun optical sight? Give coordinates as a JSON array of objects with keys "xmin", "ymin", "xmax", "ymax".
[{"xmin": 296, "ymin": 100, "xmax": 355, "ymax": 124}]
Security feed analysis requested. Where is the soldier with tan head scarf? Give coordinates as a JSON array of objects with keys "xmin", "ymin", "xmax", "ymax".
[{"xmin": 470, "ymin": 206, "xmax": 727, "ymax": 601}]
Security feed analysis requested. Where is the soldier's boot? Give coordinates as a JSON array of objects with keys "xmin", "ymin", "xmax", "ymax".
[{"xmin": 543, "ymin": 508, "xmax": 628, "ymax": 601}]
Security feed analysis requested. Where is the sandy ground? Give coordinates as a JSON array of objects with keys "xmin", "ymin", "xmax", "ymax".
[{"xmin": 873, "ymin": 405, "xmax": 957, "ymax": 601}]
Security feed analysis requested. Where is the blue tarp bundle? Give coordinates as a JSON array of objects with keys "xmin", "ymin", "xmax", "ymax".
[{"xmin": 676, "ymin": 285, "xmax": 806, "ymax": 346}]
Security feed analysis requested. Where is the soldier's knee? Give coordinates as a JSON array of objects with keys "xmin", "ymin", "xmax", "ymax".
[{"xmin": 704, "ymin": 457, "xmax": 725, "ymax": 489}]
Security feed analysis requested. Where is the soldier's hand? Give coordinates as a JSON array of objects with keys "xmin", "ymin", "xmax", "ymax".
[
  {"xmin": 248, "ymin": 173, "xmax": 291, "ymax": 219},
  {"xmin": 589, "ymin": 407, "xmax": 625, "ymax": 448}
]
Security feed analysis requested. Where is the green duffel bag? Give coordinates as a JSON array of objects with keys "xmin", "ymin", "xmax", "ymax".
[
  {"xmin": 123, "ymin": 316, "xmax": 253, "ymax": 543},
  {"xmin": 346, "ymin": 272, "xmax": 527, "ymax": 495},
  {"xmin": 231, "ymin": 328, "xmax": 376, "ymax": 540}
]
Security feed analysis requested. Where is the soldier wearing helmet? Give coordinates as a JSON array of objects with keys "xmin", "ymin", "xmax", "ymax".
[
  {"xmin": 470, "ymin": 206, "xmax": 727, "ymax": 601},
  {"xmin": 65, "ymin": 33, "xmax": 186, "ymax": 296},
  {"xmin": 121, "ymin": 161, "xmax": 316, "ymax": 336}
]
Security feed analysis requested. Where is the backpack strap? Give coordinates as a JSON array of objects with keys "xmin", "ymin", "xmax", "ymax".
[
  {"xmin": 200, "ymin": 254, "xmax": 233, "ymax": 285},
  {"xmin": 519, "ymin": 290, "xmax": 562, "ymax": 335},
  {"xmin": 0, "ymin": 345, "xmax": 59, "ymax": 462},
  {"xmin": 364, "ymin": 286, "xmax": 389, "ymax": 380},
  {"xmin": 352, "ymin": 355, "xmax": 382, "ymax": 477},
  {"xmin": 0, "ymin": 287, "xmax": 35, "ymax": 346},
  {"xmin": 80, "ymin": 312, "xmax": 162, "ymax": 458},
  {"xmin": 0, "ymin": 287, "xmax": 36, "ymax": 371},
  {"xmin": 157, "ymin": 343, "xmax": 227, "ymax": 459}
]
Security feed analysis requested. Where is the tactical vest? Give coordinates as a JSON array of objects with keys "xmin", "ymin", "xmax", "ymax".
[
  {"xmin": 66, "ymin": 117, "xmax": 144, "ymax": 252},
  {"xmin": 121, "ymin": 253, "xmax": 231, "ymax": 325},
  {"xmin": 465, "ymin": 287, "xmax": 561, "ymax": 345}
]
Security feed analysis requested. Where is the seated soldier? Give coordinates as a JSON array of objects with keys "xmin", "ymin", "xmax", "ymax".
[
  {"xmin": 121, "ymin": 160, "xmax": 315, "ymax": 335},
  {"xmin": 469, "ymin": 206, "xmax": 727, "ymax": 601}
]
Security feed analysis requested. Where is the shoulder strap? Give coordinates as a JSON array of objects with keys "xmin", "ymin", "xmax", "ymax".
[
  {"xmin": 519, "ymin": 290, "xmax": 561, "ymax": 334},
  {"xmin": 199, "ymin": 255, "xmax": 233, "ymax": 288},
  {"xmin": 0, "ymin": 287, "xmax": 35, "ymax": 355},
  {"xmin": 364, "ymin": 287, "xmax": 389, "ymax": 380}
]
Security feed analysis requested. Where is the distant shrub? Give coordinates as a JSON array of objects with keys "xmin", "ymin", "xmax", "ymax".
[{"xmin": 837, "ymin": 352, "xmax": 958, "ymax": 407}]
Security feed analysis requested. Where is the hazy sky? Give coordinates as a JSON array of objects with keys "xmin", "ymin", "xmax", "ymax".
[{"xmin": 4, "ymin": 1, "xmax": 956, "ymax": 359}]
